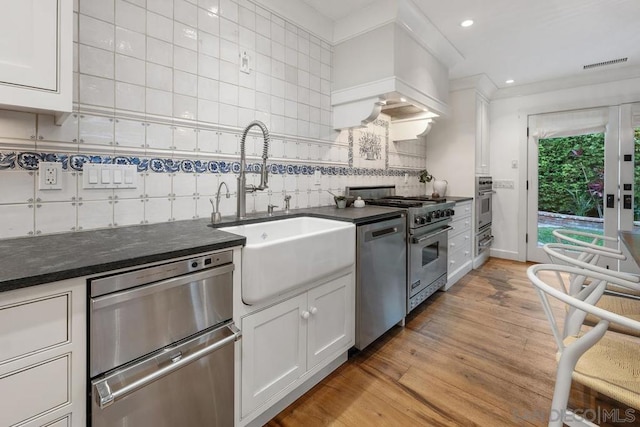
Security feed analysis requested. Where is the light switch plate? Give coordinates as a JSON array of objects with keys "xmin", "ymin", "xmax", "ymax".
[{"xmin": 83, "ymin": 164, "xmax": 138, "ymax": 189}]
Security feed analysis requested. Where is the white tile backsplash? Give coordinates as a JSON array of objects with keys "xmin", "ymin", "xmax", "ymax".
[
  {"xmin": 36, "ymin": 202, "xmax": 77, "ymax": 234},
  {"xmin": 116, "ymin": 0, "xmax": 146, "ymax": 33},
  {"xmin": 0, "ymin": 204, "xmax": 34, "ymax": 239},
  {"xmin": 80, "ymin": 14, "xmax": 115, "ymax": 51},
  {"xmin": 115, "ymin": 82, "xmax": 146, "ymax": 112},
  {"xmin": 0, "ymin": 0, "xmax": 427, "ymax": 239}
]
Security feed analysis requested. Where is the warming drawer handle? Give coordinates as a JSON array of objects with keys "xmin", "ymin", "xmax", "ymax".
[
  {"xmin": 478, "ymin": 190, "xmax": 497, "ymax": 196},
  {"xmin": 411, "ymin": 226, "xmax": 453, "ymax": 244},
  {"xmin": 94, "ymin": 323, "xmax": 241, "ymax": 409},
  {"xmin": 92, "ymin": 263, "xmax": 235, "ymax": 310},
  {"xmin": 478, "ymin": 236, "xmax": 494, "ymax": 247}
]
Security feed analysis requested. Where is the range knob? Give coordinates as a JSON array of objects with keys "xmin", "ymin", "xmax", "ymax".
[
  {"xmin": 426, "ymin": 213, "xmax": 433, "ymax": 222},
  {"xmin": 433, "ymin": 210, "xmax": 441, "ymax": 219},
  {"xmin": 414, "ymin": 216, "xmax": 421, "ymax": 225}
]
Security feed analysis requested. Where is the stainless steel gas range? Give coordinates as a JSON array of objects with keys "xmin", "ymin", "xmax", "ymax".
[{"xmin": 347, "ymin": 186, "xmax": 455, "ymax": 314}]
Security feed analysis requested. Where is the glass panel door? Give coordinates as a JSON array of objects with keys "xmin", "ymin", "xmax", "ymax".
[
  {"xmin": 527, "ymin": 107, "xmax": 616, "ymax": 263},
  {"xmin": 618, "ymin": 103, "xmax": 640, "ymax": 273}
]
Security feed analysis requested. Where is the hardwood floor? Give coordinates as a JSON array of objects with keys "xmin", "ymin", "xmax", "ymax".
[{"xmin": 266, "ymin": 258, "xmax": 638, "ymax": 427}]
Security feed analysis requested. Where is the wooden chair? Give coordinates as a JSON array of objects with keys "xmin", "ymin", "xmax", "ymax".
[{"xmin": 527, "ymin": 264, "xmax": 640, "ymax": 427}]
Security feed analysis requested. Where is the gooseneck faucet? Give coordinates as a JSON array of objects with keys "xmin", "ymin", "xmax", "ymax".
[
  {"xmin": 238, "ymin": 120, "xmax": 270, "ymax": 219},
  {"xmin": 211, "ymin": 181, "xmax": 230, "ymax": 224}
]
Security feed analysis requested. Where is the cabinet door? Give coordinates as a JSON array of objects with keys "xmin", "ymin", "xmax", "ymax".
[
  {"xmin": 241, "ymin": 293, "xmax": 307, "ymax": 417},
  {"xmin": 0, "ymin": 0, "xmax": 58, "ymax": 91},
  {"xmin": 475, "ymin": 96, "xmax": 490, "ymax": 175},
  {"xmin": 307, "ymin": 273, "xmax": 354, "ymax": 369}
]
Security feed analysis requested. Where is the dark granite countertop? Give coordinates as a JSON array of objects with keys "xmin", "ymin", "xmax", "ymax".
[
  {"xmin": 0, "ymin": 205, "xmax": 404, "ymax": 293},
  {"xmin": 210, "ymin": 205, "xmax": 405, "ymax": 228},
  {"xmin": 0, "ymin": 219, "xmax": 245, "ymax": 293}
]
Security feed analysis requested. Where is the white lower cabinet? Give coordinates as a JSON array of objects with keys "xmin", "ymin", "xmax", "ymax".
[
  {"xmin": 446, "ymin": 200, "xmax": 473, "ymax": 290},
  {"xmin": 240, "ymin": 272, "xmax": 354, "ymax": 422},
  {"xmin": 0, "ymin": 278, "xmax": 85, "ymax": 426}
]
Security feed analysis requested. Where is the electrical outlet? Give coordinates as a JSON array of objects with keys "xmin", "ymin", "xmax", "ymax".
[{"xmin": 39, "ymin": 161, "xmax": 63, "ymax": 190}]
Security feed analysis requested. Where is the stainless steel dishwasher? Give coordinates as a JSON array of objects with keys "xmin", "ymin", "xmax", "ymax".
[
  {"xmin": 88, "ymin": 250, "xmax": 241, "ymax": 427},
  {"xmin": 355, "ymin": 215, "xmax": 407, "ymax": 350}
]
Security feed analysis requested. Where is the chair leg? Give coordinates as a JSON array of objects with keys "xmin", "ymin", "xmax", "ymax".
[{"xmin": 548, "ymin": 322, "xmax": 608, "ymax": 427}]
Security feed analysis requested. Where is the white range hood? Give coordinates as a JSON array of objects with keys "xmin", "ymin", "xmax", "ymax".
[{"xmin": 331, "ymin": 0, "xmax": 462, "ymax": 130}]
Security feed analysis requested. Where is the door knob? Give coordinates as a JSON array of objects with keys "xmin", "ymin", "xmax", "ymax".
[
  {"xmin": 309, "ymin": 306, "xmax": 318, "ymax": 315},
  {"xmin": 301, "ymin": 311, "xmax": 310, "ymax": 319}
]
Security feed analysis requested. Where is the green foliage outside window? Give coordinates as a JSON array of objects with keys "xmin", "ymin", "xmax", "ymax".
[
  {"xmin": 538, "ymin": 133, "xmax": 604, "ymax": 218},
  {"xmin": 538, "ymin": 129, "xmax": 640, "ymax": 221}
]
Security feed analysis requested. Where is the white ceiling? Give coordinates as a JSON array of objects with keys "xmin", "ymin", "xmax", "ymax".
[{"xmin": 301, "ymin": 0, "xmax": 640, "ymax": 90}]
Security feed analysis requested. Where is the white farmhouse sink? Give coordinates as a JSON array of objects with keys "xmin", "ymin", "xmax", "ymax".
[{"xmin": 221, "ymin": 217, "xmax": 355, "ymax": 305}]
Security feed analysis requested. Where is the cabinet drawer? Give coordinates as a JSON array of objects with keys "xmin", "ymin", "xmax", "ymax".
[
  {"xmin": 449, "ymin": 247, "xmax": 472, "ymax": 273},
  {"xmin": 0, "ymin": 294, "xmax": 68, "ymax": 364},
  {"xmin": 0, "ymin": 355, "xmax": 69, "ymax": 426},
  {"xmin": 449, "ymin": 231, "xmax": 471, "ymax": 254},
  {"xmin": 450, "ymin": 216, "xmax": 472, "ymax": 236},
  {"xmin": 454, "ymin": 201, "xmax": 472, "ymax": 218},
  {"xmin": 45, "ymin": 416, "xmax": 70, "ymax": 427}
]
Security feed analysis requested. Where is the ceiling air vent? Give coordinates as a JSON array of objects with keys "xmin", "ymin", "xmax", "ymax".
[{"xmin": 583, "ymin": 57, "xmax": 628, "ymax": 70}]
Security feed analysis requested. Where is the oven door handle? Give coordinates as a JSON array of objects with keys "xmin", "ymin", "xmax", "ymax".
[
  {"xmin": 411, "ymin": 226, "xmax": 453, "ymax": 244},
  {"xmin": 93, "ymin": 323, "xmax": 241, "ymax": 409},
  {"xmin": 478, "ymin": 190, "xmax": 496, "ymax": 196}
]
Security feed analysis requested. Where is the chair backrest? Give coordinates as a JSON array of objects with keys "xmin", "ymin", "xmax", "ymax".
[
  {"xmin": 543, "ymin": 243, "xmax": 639, "ymax": 295},
  {"xmin": 527, "ymin": 264, "xmax": 640, "ymax": 350},
  {"xmin": 552, "ymin": 228, "xmax": 622, "ymax": 254}
]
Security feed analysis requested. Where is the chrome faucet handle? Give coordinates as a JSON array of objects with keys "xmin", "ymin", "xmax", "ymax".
[{"xmin": 267, "ymin": 204, "xmax": 278, "ymax": 215}]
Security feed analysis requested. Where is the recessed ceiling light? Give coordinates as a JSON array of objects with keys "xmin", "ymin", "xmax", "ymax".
[
  {"xmin": 460, "ymin": 19, "xmax": 474, "ymax": 28},
  {"xmin": 505, "ymin": 79, "xmax": 515, "ymax": 84},
  {"xmin": 400, "ymin": 97, "xmax": 407, "ymax": 102}
]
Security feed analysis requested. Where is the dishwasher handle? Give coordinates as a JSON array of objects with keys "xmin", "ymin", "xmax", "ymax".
[
  {"xmin": 94, "ymin": 323, "xmax": 241, "ymax": 409},
  {"xmin": 361, "ymin": 218, "xmax": 405, "ymax": 242}
]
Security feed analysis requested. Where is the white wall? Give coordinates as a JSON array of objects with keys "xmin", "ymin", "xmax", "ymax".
[
  {"xmin": 490, "ymin": 76, "xmax": 640, "ymax": 261},
  {"xmin": 0, "ymin": 0, "xmax": 424, "ymax": 240},
  {"xmin": 425, "ymin": 89, "xmax": 476, "ymax": 197}
]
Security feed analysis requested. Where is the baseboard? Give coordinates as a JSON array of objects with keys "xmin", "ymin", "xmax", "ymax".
[
  {"xmin": 444, "ymin": 261, "xmax": 472, "ymax": 290},
  {"xmin": 489, "ymin": 248, "xmax": 520, "ymax": 261}
]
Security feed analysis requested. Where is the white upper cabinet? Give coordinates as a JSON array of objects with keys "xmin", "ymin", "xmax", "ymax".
[
  {"xmin": 0, "ymin": 0, "xmax": 72, "ymax": 114},
  {"xmin": 475, "ymin": 95, "xmax": 490, "ymax": 175}
]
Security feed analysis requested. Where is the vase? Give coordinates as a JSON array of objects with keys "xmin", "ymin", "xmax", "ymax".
[{"xmin": 432, "ymin": 180, "xmax": 448, "ymax": 197}]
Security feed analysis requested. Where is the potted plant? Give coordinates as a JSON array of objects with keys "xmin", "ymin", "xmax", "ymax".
[
  {"xmin": 418, "ymin": 170, "xmax": 433, "ymax": 183},
  {"xmin": 334, "ymin": 195, "xmax": 347, "ymax": 209},
  {"xmin": 418, "ymin": 170, "xmax": 447, "ymax": 198}
]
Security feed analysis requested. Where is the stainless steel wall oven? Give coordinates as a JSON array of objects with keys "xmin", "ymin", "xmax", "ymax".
[
  {"xmin": 88, "ymin": 250, "xmax": 241, "ymax": 427},
  {"xmin": 476, "ymin": 176, "xmax": 495, "ymax": 259}
]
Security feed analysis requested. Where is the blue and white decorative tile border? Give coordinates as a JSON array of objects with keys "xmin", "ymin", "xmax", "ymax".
[{"xmin": 0, "ymin": 151, "xmax": 419, "ymax": 177}]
